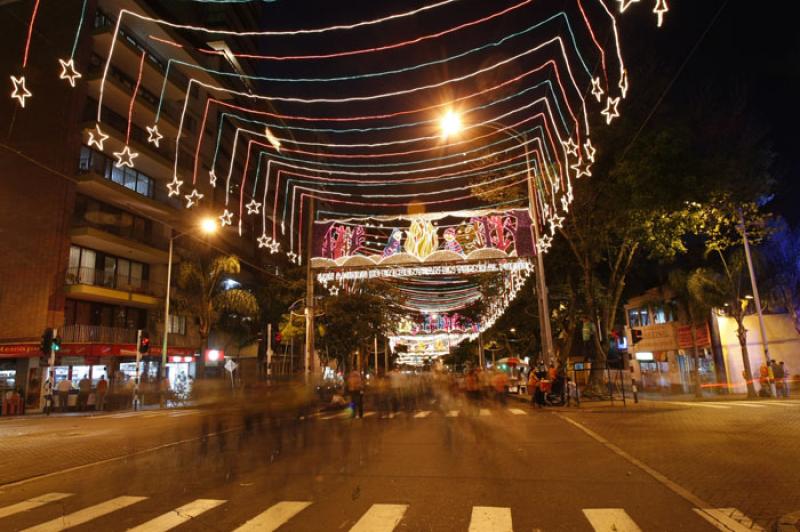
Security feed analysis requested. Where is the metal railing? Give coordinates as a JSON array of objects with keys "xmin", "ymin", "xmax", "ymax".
[
  {"xmin": 65, "ymin": 266, "xmax": 160, "ymax": 296},
  {"xmin": 61, "ymin": 324, "xmax": 139, "ymax": 344}
]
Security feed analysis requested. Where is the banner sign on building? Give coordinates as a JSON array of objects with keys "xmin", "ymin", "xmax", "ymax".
[
  {"xmin": 677, "ymin": 324, "xmax": 712, "ymax": 349},
  {"xmin": 311, "ymin": 209, "xmax": 536, "ymax": 269}
]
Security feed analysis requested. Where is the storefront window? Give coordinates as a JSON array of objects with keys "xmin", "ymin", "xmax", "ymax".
[{"xmin": 628, "ymin": 307, "xmax": 650, "ymax": 327}]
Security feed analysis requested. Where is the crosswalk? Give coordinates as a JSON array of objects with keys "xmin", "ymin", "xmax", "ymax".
[
  {"xmin": 666, "ymin": 399, "xmax": 800, "ymax": 410},
  {"xmin": 0, "ymin": 492, "xmax": 764, "ymax": 531},
  {"xmin": 95, "ymin": 409, "xmax": 202, "ymax": 420},
  {"xmin": 314, "ymin": 406, "xmax": 536, "ymax": 420}
]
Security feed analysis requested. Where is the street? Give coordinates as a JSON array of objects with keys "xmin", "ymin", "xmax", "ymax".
[{"xmin": 0, "ymin": 395, "xmax": 798, "ymax": 531}]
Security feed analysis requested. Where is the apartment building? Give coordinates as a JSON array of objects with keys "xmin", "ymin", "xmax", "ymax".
[{"xmin": 0, "ymin": 0, "xmax": 267, "ymax": 409}]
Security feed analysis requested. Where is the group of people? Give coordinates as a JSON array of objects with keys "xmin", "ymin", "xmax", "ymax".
[
  {"xmin": 43, "ymin": 375, "xmax": 109, "ymax": 414},
  {"xmin": 757, "ymin": 360, "xmax": 791, "ymax": 398}
]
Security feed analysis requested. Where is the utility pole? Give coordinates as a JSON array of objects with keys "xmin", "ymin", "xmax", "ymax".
[
  {"xmin": 374, "ymin": 335, "xmax": 379, "ymax": 376},
  {"xmin": 739, "ymin": 208, "xmax": 775, "ymax": 396},
  {"xmin": 266, "ymin": 323, "xmax": 272, "ymax": 383},
  {"xmin": 384, "ymin": 341, "xmax": 389, "ymax": 375},
  {"xmin": 134, "ymin": 329, "xmax": 142, "ymax": 411},
  {"xmin": 304, "ymin": 197, "xmax": 316, "ymax": 385}
]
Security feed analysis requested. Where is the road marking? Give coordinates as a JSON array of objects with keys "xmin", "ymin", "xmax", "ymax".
[
  {"xmin": 761, "ymin": 402, "xmax": 796, "ymax": 407},
  {"xmin": 468, "ymin": 506, "xmax": 513, "ymax": 532},
  {"xmin": 693, "ymin": 508, "xmax": 765, "ymax": 532},
  {"xmin": 167, "ymin": 410, "xmax": 198, "ymax": 417},
  {"xmin": 446, "ymin": 410, "xmax": 460, "ymax": 417},
  {"xmin": 128, "ymin": 499, "xmax": 226, "ymax": 532},
  {"xmin": 414, "ymin": 411, "xmax": 431, "ymax": 418},
  {"xmin": 583, "ymin": 509, "xmax": 641, "ymax": 532},
  {"xmin": 557, "ymin": 414, "xmax": 753, "ymax": 532},
  {"xmin": 320, "ymin": 412, "xmax": 349, "ymax": 420},
  {"xmin": 21, "ymin": 495, "xmax": 147, "ymax": 532},
  {"xmin": 667, "ymin": 402, "xmax": 731, "ymax": 409},
  {"xmin": 733, "ymin": 403, "xmax": 767, "ymax": 408},
  {"xmin": 363, "ymin": 412, "xmax": 376, "ymax": 417},
  {"xmin": 508, "ymin": 408, "xmax": 528, "ymax": 415},
  {"xmin": 233, "ymin": 501, "xmax": 311, "ymax": 531},
  {"xmin": 0, "ymin": 493, "xmax": 72, "ymax": 519},
  {"xmin": 479, "ymin": 408, "xmax": 492, "ymax": 416},
  {"xmin": 350, "ymin": 504, "xmax": 408, "ymax": 532}
]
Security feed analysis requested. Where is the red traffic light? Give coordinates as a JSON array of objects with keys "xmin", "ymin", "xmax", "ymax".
[
  {"xmin": 274, "ymin": 332, "xmax": 282, "ymax": 344},
  {"xmin": 139, "ymin": 331, "xmax": 151, "ymax": 354}
]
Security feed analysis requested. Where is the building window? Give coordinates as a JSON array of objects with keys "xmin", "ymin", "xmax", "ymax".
[
  {"xmin": 652, "ymin": 301, "xmax": 678, "ymax": 324},
  {"xmin": 168, "ymin": 315, "xmax": 187, "ymax": 335},
  {"xmin": 67, "ymin": 244, "xmax": 149, "ymax": 291},
  {"xmin": 79, "ymin": 146, "xmax": 154, "ymax": 198},
  {"xmin": 628, "ymin": 307, "xmax": 650, "ymax": 328}
]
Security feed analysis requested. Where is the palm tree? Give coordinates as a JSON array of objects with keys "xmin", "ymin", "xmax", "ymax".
[
  {"xmin": 668, "ymin": 270, "xmax": 714, "ymax": 397},
  {"xmin": 172, "ymin": 254, "xmax": 259, "ymax": 375},
  {"xmin": 688, "ymin": 251, "xmax": 759, "ymax": 398}
]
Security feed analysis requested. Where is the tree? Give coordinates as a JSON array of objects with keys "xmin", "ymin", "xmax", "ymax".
[
  {"xmin": 761, "ymin": 220, "xmax": 800, "ymax": 333},
  {"xmin": 667, "ymin": 269, "xmax": 713, "ymax": 397},
  {"xmin": 172, "ymin": 253, "xmax": 259, "ymax": 373}
]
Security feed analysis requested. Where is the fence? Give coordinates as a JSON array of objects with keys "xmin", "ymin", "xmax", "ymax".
[{"xmin": 570, "ymin": 364, "xmax": 630, "ymax": 406}]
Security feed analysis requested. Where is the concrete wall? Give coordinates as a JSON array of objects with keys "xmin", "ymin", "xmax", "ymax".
[{"xmin": 717, "ymin": 313, "xmax": 800, "ymax": 394}]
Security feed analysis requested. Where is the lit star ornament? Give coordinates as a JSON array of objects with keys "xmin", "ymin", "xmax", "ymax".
[
  {"xmin": 329, "ymin": 286, "xmax": 340, "ymax": 296},
  {"xmin": 209, "ymin": 170, "xmax": 218, "ymax": 187},
  {"xmin": 602, "ymin": 97, "xmax": 621, "ymax": 125},
  {"xmin": 184, "ymin": 189, "xmax": 203, "ymax": 208},
  {"xmin": 257, "ymin": 234, "xmax": 271, "ymax": 249},
  {"xmin": 537, "ymin": 235, "xmax": 553, "ymax": 253},
  {"xmin": 583, "ymin": 140, "xmax": 597, "ymax": 163},
  {"xmin": 245, "ymin": 199, "xmax": 262, "ymax": 215},
  {"xmin": 10, "ymin": 76, "xmax": 31, "ymax": 108},
  {"xmin": 549, "ymin": 214, "xmax": 565, "ymax": 234},
  {"xmin": 591, "ymin": 77, "xmax": 604, "ymax": 103},
  {"xmin": 286, "ymin": 251, "xmax": 298, "ymax": 263},
  {"xmin": 268, "ymin": 240, "xmax": 281, "ymax": 254},
  {"xmin": 617, "ymin": 0, "xmax": 641, "ymax": 13},
  {"xmin": 219, "ymin": 209, "xmax": 234, "ymax": 227},
  {"xmin": 653, "ymin": 0, "xmax": 669, "ymax": 27},
  {"xmin": 146, "ymin": 124, "xmax": 163, "ymax": 147},
  {"xmin": 167, "ymin": 177, "xmax": 183, "ymax": 197},
  {"xmin": 561, "ymin": 195, "xmax": 571, "ymax": 212},
  {"xmin": 562, "ymin": 138, "xmax": 579, "ymax": 157},
  {"xmin": 113, "ymin": 146, "xmax": 139, "ymax": 169},
  {"xmin": 87, "ymin": 125, "xmax": 109, "ymax": 150},
  {"xmin": 58, "ymin": 59, "xmax": 81, "ymax": 87},
  {"xmin": 571, "ymin": 159, "xmax": 592, "ymax": 179},
  {"xmin": 619, "ymin": 69, "xmax": 629, "ymax": 99}
]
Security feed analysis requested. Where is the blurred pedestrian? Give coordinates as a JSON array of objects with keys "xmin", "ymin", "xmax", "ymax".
[
  {"xmin": 96, "ymin": 375, "xmax": 108, "ymax": 411},
  {"xmin": 780, "ymin": 361, "xmax": 790, "ymax": 397},
  {"xmin": 347, "ymin": 369, "xmax": 364, "ymax": 418},
  {"xmin": 491, "ymin": 371, "xmax": 508, "ymax": 404},
  {"xmin": 43, "ymin": 377, "xmax": 53, "ymax": 416},
  {"xmin": 78, "ymin": 374, "xmax": 91, "ymax": 411},
  {"xmin": 758, "ymin": 362, "xmax": 773, "ymax": 397},
  {"xmin": 57, "ymin": 378, "xmax": 72, "ymax": 412},
  {"xmin": 772, "ymin": 360, "xmax": 786, "ymax": 399}
]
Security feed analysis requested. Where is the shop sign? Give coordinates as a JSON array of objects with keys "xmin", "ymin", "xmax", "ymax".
[
  {"xmin": 0, "ymin": 344, "xmax": 40, "ymax": 358},
  {"xmin": 677, "ymin": 324, "xmax": 711, "ymax": 349}
]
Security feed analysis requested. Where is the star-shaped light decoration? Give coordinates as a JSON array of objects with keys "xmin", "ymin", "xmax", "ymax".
[
  {"xmin": 167, "ymin": 177, "xmax": 183, "ymax": 197},
  {"xmin": 219, "ymin": 209, "xmax": 234, "ymax": 227},
  {"xmin": 10, "ymin": 76, "xmax": 31, "ymax": 108},
  {"xmin": 617, "ymin": 0, "xmax": 641, "ymax": 13},
  {"xmin": 286, "ymin": 250, "xmax": 298, "ymax": 263},
  {"xmin": 562, "ymin": 138, "xmax": 579, "ymax": 157},
  {"xmin": 329, "ymin": 286, "xmax": 340, "ymax": 296},
  {"xmin": 268, "ymin": 240, "xmax": 281, "ymax": 254},
  {"xmin": 619, "ymin": 69, "xmax": 629, "ymax": 99},
  {"xmin": 146, "ymin": 124, "xmax": 163, "ymax": 147},
  {"xmin": 184, "ymin": 189, "xmax": 203, "ymax": 208},
  {"xmin": 87, "ymin": 124, "xmax": 109, "ymax": 150},
  {"xmin": 653, "ymin": 0, "xmax": 669, "ymax": 27},
  {"xmin": 257, "ymin": 234, "xmax": 271, "ymax": 249},
  {"xmin": 537, "ymin": 235, "xmax": 554, "ymax": 253},
  {"xmin": 571, "ymin": 159, "xmax": 592, "ymax": 179},
  {"xmin": 561, "ymin": 195, "xmax": 571, "ymax": 212},
  {"xmin": 209, "ymin": 170, "xmax": 218, "ymax": 187},
  {"xmin": 549, "ymin": 214, "xmax": 565, "ymax": 234},
  {"xmin": 591, "ymin": 77, "xmax": 604, "ymax": 103},
  {"xmin": 245, "ymin": 199, "xmax": 262, "ymax": 215},
  {"xmin": 601, "ymin": 96, "xmax": 621, "ymax": 125},
  {"xmin": 583, "ymin": 139, "xmax": 597, "ymax": 163},
  {"xmin": 58, "ymin": 58, "xmax": 82, "ymax": 87},
  {"xmin": 113, "ymin": 146, "xmax": 139, "ymax": 169}
]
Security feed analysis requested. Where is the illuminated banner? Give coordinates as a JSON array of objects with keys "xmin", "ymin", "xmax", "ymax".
[{"xmin": 311, "ymin": 209, "xmax": 536, "ymax": 269}]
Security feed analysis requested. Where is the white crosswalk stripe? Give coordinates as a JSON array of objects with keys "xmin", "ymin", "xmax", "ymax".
[
  {"xmin": 582, "ymin": 508, "xmax": 642, "ymax": 532},
  {"xmin": 694, "ymin": 508, "xmax": 765, "ymax": 531},
  {"xmin": 508, "ymin": 408, "xmax": 528, "ymax": 415},
  {"xmin": 479, "ymin": 408, "xmax": 492, "ymax": 416},
  {"xmin": 446, "ymin": 410, "xmax": 460, "ymax": 417},
  {"xmin": 349, "ymin": 504, "xmax": 408, "ymax": 532},
  {"xmin": 0, "ymin": 493, "xmax": 72, "ymax": 520},
  {"xmin": 127, "ymin": 499, "xmax": 225, "ymax": 532},
  {"xmin": 21, "ymin": 495, "xmax": 147, "ymax": 532},
  {"xmin": 668, "ymin": 402, "xmax": 731, "ymax": 409},
  {"xmin": 468, "ymin": 506, "xmax": 513, "ymax": 532},
  {"xmin": 413, "ymin": 410, "xmax": 431, "ymax": 418},
  {"xmin": 233, "ymin": 501, "xmax": 311, "ymax": 531}
]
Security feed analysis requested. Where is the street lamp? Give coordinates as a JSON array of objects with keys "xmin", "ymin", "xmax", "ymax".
[
  {"xmin": 160, "ymin": 217, "xmax": 217, "ymax": 388},
  {"xmin": 438, "ymin": 111, "xmax": 555, "ymax": 365}
]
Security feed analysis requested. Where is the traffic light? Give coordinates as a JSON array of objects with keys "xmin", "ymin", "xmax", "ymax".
[
  {"xmin": 52, "ymin": 336, "xmax": 61, "ymax": 352},
  {"xmin": 274, "ymin": 332, "xmax": 282, "ymax": 345},
  {"xmin": 138, "ymin": 330, "xmax": 151, "ymax": 354},
  {"xmin": 40, "ymin": 328, "xmax": 53, "ymax": 355},
  {"xmin": 631, "ymin": 329, "xmax": 643, "ymax": 345}
]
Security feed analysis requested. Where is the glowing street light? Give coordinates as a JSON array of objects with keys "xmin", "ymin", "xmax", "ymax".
[
  {"xmin": 440, "ymin": 110, "xmax": 463, "ymax": 138},
  {"xmin": 200, "ymin": 217, "xmax": 218, "ymax": 234}
]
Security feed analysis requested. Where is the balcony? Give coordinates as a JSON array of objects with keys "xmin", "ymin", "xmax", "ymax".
[
  {"xmin": 61, "ymin": 324, "xmax": 196, "ymax": 349},
  {"xmin": 65, "ymin": 266, "xmax": 162, "ymax": 307}
]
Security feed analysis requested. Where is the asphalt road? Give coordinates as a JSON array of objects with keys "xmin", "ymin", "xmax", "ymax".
[{"xmin": 0, "ymin": 395, "xmax": 798, "ymax": 531}]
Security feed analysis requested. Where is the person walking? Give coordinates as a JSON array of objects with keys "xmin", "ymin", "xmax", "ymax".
[
  {"xmin": 347, "ymin": 369, "xmax": 364, "ymax": 418},
  {"xmin": 78, "ymin": 375, "xmax": 91, "ymax": 411},
  {"xmin": 771, "ymin": 360, "xmax": 786, "ymax": 399},
  {"xmin": 780, "ymin": 361, "xmax": 790, "ymax": 397},
  {"xmin": 43, "ymin": 377, "xmax": 53, "ymax": 416},
  {"xmin": 57, "ymin": 378, "xmax": 72, "ymax": 413},
  {"xmin": 96, "ymin": 375, "xmax": 108, "ymax": 411}
]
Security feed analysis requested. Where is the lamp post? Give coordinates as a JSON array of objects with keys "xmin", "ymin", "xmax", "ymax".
[
  {"xmin": 439, "ymin": 113, "xmax": 555, "ymax": 365},
  {"xmin": 160, "ymin": 218, "xmax": 218, "ymax": 388}
]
